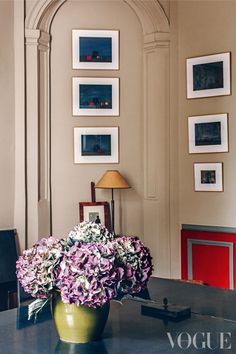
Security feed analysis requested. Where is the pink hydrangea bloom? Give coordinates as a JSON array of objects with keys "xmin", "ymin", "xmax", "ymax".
[
  {"xmin": 55, "ymin": 241, "xmax": 124, "ymax": 308},
  {"xmin": 16, "ymin": 237, "xmax": 63, "ymax": 298}
]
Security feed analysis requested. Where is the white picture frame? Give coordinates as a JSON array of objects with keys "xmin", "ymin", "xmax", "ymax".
[
  {"xmin": 74, "ymin": 127, "xmax": 119, "ymax": 164},
  {"xmin": 188, "ymin": 113, "xmax": 228, "ymax": 154},
  {"xmin": 72, "ymin": 29, "xmax": 119, "ymax": 70},
  {"xmin": 186, "ymin": 52, "xmax": 231, "ymax": 99},
  {"xmin": 194, "ymin": 163, "xmax": 223, "ymax": 192},
  {"xmin": 72, "ymin": 77, "xmax": 119, "ymax": 116}
]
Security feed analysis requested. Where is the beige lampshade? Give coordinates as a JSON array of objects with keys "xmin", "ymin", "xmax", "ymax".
[{"xmin": 96, "ymin": 170, "xmax": 130, "ymax": 189}]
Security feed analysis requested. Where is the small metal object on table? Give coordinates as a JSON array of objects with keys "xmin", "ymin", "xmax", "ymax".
[{"xmin": 141, "ymin": 297, "xmax": 191, "ymax": 322}]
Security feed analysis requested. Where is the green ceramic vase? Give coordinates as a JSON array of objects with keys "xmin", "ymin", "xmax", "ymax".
[{"xmin": 51, "ymin": 292, "xmax": 110, "ymax": 344}]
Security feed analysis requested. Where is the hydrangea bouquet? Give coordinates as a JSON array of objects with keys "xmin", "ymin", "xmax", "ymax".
[{"xmin": 16, "ymin": 222, "xmax": 153, "ymax": 320}]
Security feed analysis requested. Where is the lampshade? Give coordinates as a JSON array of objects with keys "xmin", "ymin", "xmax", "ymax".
[{"xmin": 96, "ymin": 170, "xmax": 130, "ymax": 189}]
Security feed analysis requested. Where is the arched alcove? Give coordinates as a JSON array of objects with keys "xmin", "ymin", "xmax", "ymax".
[
  {"xmin": 25, "ymin": 0, "xmax": 169, "ymax": 33},
  {"xmin": 19, "ymin": 0, "xmax": 172, "ymax": 277}
]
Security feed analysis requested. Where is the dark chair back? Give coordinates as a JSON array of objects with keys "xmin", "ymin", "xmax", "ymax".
[
  {"xmin": 0, "ymin": 229, "xmax": 18, "ymax": 310},
  {"xmin": 0, "ymin": 229, "xmax": 18, "ymax": 284}
]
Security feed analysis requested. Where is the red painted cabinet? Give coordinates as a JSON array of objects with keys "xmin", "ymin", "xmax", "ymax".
[{"xmin": 181, "ymin": 229, "xmax": 236, "ymax": 290}]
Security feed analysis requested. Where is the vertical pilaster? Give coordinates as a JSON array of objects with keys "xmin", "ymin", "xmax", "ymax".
[
  {"xmin": 25, "ymin": 29, "xmax": 40, "ymax": 247},
  {"xmin": 25, "ymin": 29, "xmax": 51, "ymax": 246},
  {"xmin": 38, "ymin": 31, "xmax": 51, "ymax": 238},
  {"xmin": 143, "ymin": 33, "xmax": 171, "ymax": 277}
]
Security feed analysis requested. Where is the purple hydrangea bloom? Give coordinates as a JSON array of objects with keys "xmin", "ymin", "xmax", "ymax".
[
  {"xmin": 113, "ymin": 236, "xmax": 153, "ymax": 294},
  {"xmin": 55, "ymin": 241, "xmax": 124, "ymax": 308},
  {"xmin": 16, "ymin": 237, "xmax": 63, "ymax": 298}
]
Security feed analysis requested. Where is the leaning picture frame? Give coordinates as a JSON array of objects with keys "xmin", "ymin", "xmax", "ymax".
[
  {"xmin": 194, "ymin": 162, "xmax": 223, "ymax": 192},
  {"xmin": 74, "ymin": 127, "xmax": 119, "ymax": 164},
  {"xmin": 72, "ymin": 29, "xmax": 119, "ymax": 70},
  {"xmin": 188, "ymin": 113, "xmax": 228, "ymax": 154},
  {"xmin": 72, "ymin": 77, "xmax": 119, "ymax": 116},
  {"xmin": 186, "ymin": 52, "xmax": 231, "ymax": 99},
  {"xmin": 79, "ymin": 201, "xmax": 111, "ymax": 229}
]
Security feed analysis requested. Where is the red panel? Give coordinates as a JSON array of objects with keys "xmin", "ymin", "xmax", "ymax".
[
  {"xmin": 192, "ymin": 244, "xmax": 230, "ymax": 288},
  {"xmin": 181, "ymin": 229, "xmax": 236, "ymax": 290}
]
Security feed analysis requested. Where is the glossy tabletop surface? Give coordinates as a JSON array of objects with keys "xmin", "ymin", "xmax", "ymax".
[{"xmin": 1, "ymin": 278, "xmax": 236, "ymax": 353}]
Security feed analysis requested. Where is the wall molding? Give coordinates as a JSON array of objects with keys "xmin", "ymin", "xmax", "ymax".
[
  {"xmin": 124, "ymin": 0, "xmax": 169, "ymax": 34},
  {"xmin": 144, "ymin": 31, "xmax": 170, "ymax": 46},
  {"xmin": 25, "ymin": 29, "xmax": 41, "ymax": 44},
  {"xmin": 25, "ymin": 0, "xmax": 67, "ymax": 31},
  {"xmin": 143, "ymin": 43, "xmax": 170, "ymax": 200},
  {"xmin": 38, "ymin": 31, "xmax": 51, "ymax": 51}
]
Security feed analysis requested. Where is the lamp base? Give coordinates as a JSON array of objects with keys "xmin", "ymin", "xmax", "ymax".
[{"xmin": 111, "ymin": 197, "xmax": 114, "ymax": 234}]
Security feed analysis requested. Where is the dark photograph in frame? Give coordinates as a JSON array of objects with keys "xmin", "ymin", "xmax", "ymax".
[
  {"xmin": 195, "ymin": 121, "xmax": 221, "ymax": 146},
  {"xmin": 81, "ymin": 134, "xmax": 112, "ymax": 156},
  {"xmin": 188, "ymin": 114, "xmax": 228, "ymax": 154},
  {"xmin": 186, "ymin": 52, "xmax": 230, "ymax": 98},
  {"xmin": 79, "ymin": 37, "xmax": 112, "ymax": 63},
  {"xmin": 79, "ymin": 84, "xmax": 112, "ymax": 110},
  {"xmin": 193, "ymin": 61, "xmax": 223, "ymax": 91},
  {"xmin": 201, "ymin": 170, "xmax": 216, "ymax": 184},
  {"xmin": 194, "ymin": 162, "xmax": 223, "ymax": 192}
]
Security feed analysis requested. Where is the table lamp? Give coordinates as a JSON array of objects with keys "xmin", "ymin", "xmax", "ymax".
[{"xmin": 95, "ymin": 170, "xmax": 130, "ymax": 233}]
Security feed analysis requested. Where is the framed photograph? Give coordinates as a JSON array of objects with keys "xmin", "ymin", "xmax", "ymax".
[
  {"xmin": 188, "ymin": 113, "xmax": 228, "ymax": 153},
  {"xmin": 79, "ymin": 202, "xmax": 111, "ymax": 229},
  {"xmin": 186, "ymin": 52, "xmax": 231, "ymax": 98},
  {"xmin": 74, "ymin": 127, "xmax": 119, "ymax": 164},
  {"xmin": 194, "ymin": 163, "xmax": 223, "ymax": 192},
  {"xmin": 72, "ymin": 29, "xmax": 119, "ymax": 70},
  {"xmin": 72, "ymin": 77, "xmax": 119, "ymax": 116}
]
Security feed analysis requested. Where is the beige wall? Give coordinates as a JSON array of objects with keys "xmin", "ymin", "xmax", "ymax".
[
  {"xmin": 0, "ymin": 0, "xmax": 15, "ymax": 229},
  {"xmin": 50, "ymin": 0, "xmax": 144, "ymax": 238},
  {"xmin": 176, "ymin": 0, "xmax": 236, "ymax": 227}
]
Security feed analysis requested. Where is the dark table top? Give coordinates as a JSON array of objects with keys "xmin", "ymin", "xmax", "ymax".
[{"xmin": 1, "ymin": 277, "xmax": 236, "ymax": 353}]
